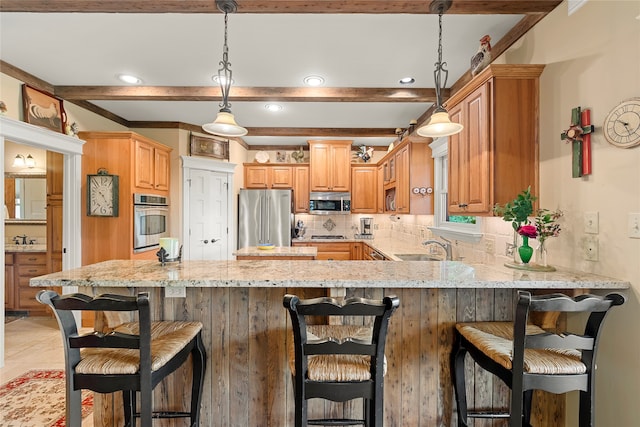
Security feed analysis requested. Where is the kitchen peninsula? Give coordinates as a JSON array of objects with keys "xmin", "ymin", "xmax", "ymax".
[{"xmin": 31, "ymin": 258, "xmax": 628, "ymax": 427}]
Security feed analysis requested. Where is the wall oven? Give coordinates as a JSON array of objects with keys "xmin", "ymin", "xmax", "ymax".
[
  {"xmin": 133, "ymin": 193, "xmax": 169, "ymax": 253},
  {"xmin": 309, "ymin": 192, "xmax": 351, "ymax": 215}
]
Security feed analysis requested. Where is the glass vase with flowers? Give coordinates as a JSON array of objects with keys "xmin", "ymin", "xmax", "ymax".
[
  {"xmin": 517, "ymin": 224, "xmax": 537, "ymax": 264},
  {"xmin": 533, "ymin": 208, "xmax": 563, "ymax": 270}
]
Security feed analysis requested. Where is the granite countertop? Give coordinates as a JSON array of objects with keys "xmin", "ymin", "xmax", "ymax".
[
  {"xmin": 30, "ymin": 258, "xmax": 629, "ymax": 290},
  {"xmin": 234, "ymin": 246, "xmax": 318, "ymax": 257},
  {"xmin": 5, "ymin": 244, "xmax": 47, "ymax": 253}
]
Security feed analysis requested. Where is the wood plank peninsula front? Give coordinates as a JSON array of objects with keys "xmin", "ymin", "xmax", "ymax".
[{"xmin": 31, "ymin": 260, "xmax": 628, "ymax": 427}]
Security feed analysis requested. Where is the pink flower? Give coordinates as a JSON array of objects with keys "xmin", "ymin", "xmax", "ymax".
[{"xmin": 517, "ymin": 225, "xmax": 538, "ymax": 239}]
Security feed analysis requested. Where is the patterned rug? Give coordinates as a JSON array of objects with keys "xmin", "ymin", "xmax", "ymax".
[{"xmin": 0, "ymin": 369, "xmax": 93, "ymax": 426}]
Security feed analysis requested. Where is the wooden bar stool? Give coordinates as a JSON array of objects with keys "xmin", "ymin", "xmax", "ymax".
[
  {"xmin": 451, "ymin": 290, "xmax": 625, "ymax": 427},
  {"xmin": 37, "ymin": 290, "xmax": 206, "ymax": 427},
  {"xmin": 284, "ymin": 294, "xmax": 399, "ymax": 427}
]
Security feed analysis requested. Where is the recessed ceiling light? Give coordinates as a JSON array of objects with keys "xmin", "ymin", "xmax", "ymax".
[
  {"xmin": 212, "ymin": 75, "xmax": 234, "ymax": 85},
  {"xmin": 117, "ymin": 74, "xmax": 143, "ymax": 84},
  {"xmin": 399, "ymin": 77, "xmax": 415, "ymax": 85},
  {"xmin": 265, "ymin": 104, "xmax": 283, "ymax": 112},
  {"xmin": 303, "ymin": 75, "xmax": 325, "ymax": 86}
]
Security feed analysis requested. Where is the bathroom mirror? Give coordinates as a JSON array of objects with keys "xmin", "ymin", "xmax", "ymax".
[{"xmin": 4, "ymin": 173, "xmax": 47, "ymax": 223}]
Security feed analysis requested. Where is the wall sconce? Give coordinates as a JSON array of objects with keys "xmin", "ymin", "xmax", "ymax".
[{"xmin": 13, "ymin": 154, "xmax": 36, "ymax": 168}]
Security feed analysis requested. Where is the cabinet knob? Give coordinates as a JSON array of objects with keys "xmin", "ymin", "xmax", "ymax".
[{"xmin": 458, "ymin": 203, "xmax": 468, "ymax": 208}]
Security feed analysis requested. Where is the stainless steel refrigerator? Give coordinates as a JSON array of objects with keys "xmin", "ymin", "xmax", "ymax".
[{"xmin": 238, "ymin": 189, "xmax": 293, "ymax": 248}]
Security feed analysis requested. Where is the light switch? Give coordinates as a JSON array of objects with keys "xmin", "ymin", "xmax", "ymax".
[
  {"xmin": 629, "ymin": 213, "xmax": 640, "ymax": 239},
  {"xmin": 584, "ymin": 211, "xmax": 599, "ymax": 234}
]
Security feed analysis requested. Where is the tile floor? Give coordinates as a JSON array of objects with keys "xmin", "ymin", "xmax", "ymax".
[{"xmin": 1, "ymin": 316, "xmax": 94, "ymax": 426}]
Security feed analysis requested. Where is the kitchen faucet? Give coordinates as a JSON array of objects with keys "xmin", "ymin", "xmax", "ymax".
[
  {"xmin": 13, "ymin": 235, "xmax": 28, "ymax": 245},
  {"xmin": 422, "ymin": 238, "xmax": 453, "ymax": 260}
]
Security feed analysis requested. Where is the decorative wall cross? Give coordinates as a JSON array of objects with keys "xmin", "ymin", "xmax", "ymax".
[{"xmin": 561, "ymin": 106, "xmax": 594, "ymax": 177}]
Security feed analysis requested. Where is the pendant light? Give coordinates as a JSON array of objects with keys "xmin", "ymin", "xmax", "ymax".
[
  {"xmin": 417, "ymin": 0, "xmax": 463, "ymax": 138},
  {"xmin": 202, "ymin": 0, "xmax": 248, "ymax": 137}
]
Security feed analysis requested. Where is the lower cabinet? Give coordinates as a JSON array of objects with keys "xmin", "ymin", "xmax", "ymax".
[
  {"xmin": 5, "ymin": 252, "xmax": 50, "ymax": 315},
  {"xmin": 293, "ymin": 242, "xmax": 352, "ymax": 260}
]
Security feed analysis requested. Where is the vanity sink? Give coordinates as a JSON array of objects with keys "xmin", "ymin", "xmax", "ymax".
[{"xmin": 395, "ymin": 254, "xmax": 442, "ymax": 261}]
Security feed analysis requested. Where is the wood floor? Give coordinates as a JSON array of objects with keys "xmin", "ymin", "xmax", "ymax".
[{"xmin": 0, "ymin": 316, "xmax": 94, "ymax": 426}]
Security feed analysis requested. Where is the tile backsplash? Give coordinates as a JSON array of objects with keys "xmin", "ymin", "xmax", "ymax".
[{"xmin": 294, "ymin": 213, "xmax": 518, "ymax": 264}]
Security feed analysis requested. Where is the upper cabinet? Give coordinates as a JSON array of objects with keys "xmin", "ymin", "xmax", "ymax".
[
  {"xmin": 350, "ymin": 165, "xmax": 377, "ymax": 214},
  {"xmin": 380, "ymin": 139, "xmax": 434, "ymax": 215},
  {"xmin": 308, "ymin": 140, "xmax": 351, "ymax": 192},
  {"xmin": 293, "ymin": 165, "xmax": 310, "ymax": 213},
  {"xmin": 244, "ymin": 164, "xmax": 294, "ymax": 189},
  {"xmin": 134, "ymin": 138, "xmax": 171, "ymax": 192},
  {"xmin": 446, "ymin": 64, "xmax": 544, "ymax": 215}
]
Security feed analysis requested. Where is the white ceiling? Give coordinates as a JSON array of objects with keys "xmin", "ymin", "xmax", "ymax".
[{"xmin": 0, "ymin": 11, "xmax": 524, "ymax": 147}]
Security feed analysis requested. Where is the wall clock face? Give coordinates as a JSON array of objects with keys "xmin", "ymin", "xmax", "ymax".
[
  {"xmin": 603, "ymin": 98, "xmax": 640, "ymax": 148},
  {"xmin": 87, "ymin": 174, "xmax": 119, "ymax": 216}
]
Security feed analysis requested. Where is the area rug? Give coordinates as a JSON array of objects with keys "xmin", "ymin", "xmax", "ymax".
[{"xmin": 0, "ymin": 369, "xmax": 93, "ymax": 426}]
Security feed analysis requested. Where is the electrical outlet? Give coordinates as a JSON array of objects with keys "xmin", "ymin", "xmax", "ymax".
[
  {"xmin": 165, "ymin": 287, "xmax": 186, "ymax": 298},
  {"xmin": 584, "ymin": 211, "xmax": 599, "ymax": 234},
  {"xmin": 484, "ymin": 238, "xmax": 495, "ymax": 255},
  {"xmin": 629, "ymin": 213, "xmax": 640, "ymax": 239},
  {"xmin": 584, "ymin": 236, "xmax": 599, "ymax": 261}
]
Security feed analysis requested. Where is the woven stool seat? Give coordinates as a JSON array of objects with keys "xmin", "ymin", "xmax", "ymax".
[
  {"xmin": 78, "ymin": 321, "xmax": 203, "ymax": 375},
  {"xmin": 456, "ymin": 322, "xmax": 584, "ymax": 375}
]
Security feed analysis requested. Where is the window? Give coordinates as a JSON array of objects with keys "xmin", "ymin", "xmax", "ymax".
[{"xmin": 428, "ymin": 137, "xmax": 482, "ymax": 243}]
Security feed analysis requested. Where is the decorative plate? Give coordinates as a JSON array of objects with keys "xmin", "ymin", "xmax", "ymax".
[{"xmin": 255, "ymin": 151, "xmax": 270, "ymax": 163}]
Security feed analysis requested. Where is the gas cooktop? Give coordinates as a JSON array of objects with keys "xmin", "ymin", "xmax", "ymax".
[{"xmin": 310, "ymin": 235, "xmax": 346, "ymax": 240}]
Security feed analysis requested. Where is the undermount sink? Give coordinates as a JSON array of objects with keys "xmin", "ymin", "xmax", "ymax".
[{"xmin": 395, "ymin": 254, "xmax": 442, "ymax": 261}]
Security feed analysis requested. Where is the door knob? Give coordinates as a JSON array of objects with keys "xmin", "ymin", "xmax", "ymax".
[
  {"xmin": 203, "ymin": 240, "xmax": 209, "ymax": 244},
  {"xmin": 211, "ymin": 238, "xmax": 219, "ymax": 243}
]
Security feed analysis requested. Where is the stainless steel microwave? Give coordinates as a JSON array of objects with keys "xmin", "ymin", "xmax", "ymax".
[{"xmin": 309, "ymin": 192, "xmax": 351, "ymax": 215}]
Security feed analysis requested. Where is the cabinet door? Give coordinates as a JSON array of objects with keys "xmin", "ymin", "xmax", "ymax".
[
  {"xmin": 5, "ymin": 254, "xmax": 14, "ymax": 309},
  {"xmin": 351, "ymin": 166, "xmax": 377, "ymax": 213},
  {"xmin": 245, "ymin": 165, "xmax": 270, "ymax": 188},
  {"xmin": 395, "ymin": 145, "xmax": 410, "ymax": 213},
  {"xmin": 448, "ymin": 103, "xmax": 466, "ymax": 212},
  {"xmin": 293, "ymin": 166, "xmax": 310, "ymax": 213},
  {"xmin": 47, "ymin": 151, "xmax": 64, "ymax": 274},
  {"xmin": 351, "ymin": 242, "xmax": 363, "ymax": 260},
  {"xmin": 376, "ymin": 164, "xmax": 384, "ymax": 213},
  {"xmin": 330, "ymin": 144, "xmax": 351, "ymax": 192},
  {"xmin": 465, "ymin": 84, "xmax": 490, "ymax": 212},
  {"xmin": 134, "ymin": 139, "xmax": 155, "ymax": 190},
  {"xmin": 309, "ymin": 143, "xmax": 331, "ymax": 191},
  {"xmin": 154, "ymin": 148, "xmax": 170, "ymax": 191},
  {"xmin": 271, "ymin": 166, "xmax": 293, "ymax": 188}
]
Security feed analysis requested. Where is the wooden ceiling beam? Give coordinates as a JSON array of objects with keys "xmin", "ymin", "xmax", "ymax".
[
  {"xmin": 54, "ymin": 86, "xmax": 439, "ymax": 103},
  {"xmin": 0, "ymin": 1, "xmax": 563, "ymax": 14}
]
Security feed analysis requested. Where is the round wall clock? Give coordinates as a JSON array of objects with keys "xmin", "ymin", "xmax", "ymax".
[
  {"xmin": 87, "ymin": 170, "xmax": 119, "ymax": 217},
  {"xmin": 603, "ymin": 97, "xmax": 640, "ymax": 148}
]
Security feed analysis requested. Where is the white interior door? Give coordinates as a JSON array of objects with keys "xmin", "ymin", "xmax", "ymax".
[{"xmin": 187, "ymin": 168, "xmax": 228, "ymax": 260}]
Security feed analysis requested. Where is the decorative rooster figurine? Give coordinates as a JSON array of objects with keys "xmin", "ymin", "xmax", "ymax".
[{"xmin": 470, "ymin": 35, "xmax": 492, "ymax": 76}]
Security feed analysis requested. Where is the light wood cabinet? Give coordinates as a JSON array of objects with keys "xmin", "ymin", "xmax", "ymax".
[
  {"xmin": 293, "ymin": 241, "xmax": 352, "ymax": 260},
  {"xmin": 4, "ymin": 252, "xmax": 49, "ymax": 315},
  {"xmin": 350, "ymin": 165, "xmax": 377, "ymax": 214},
  {"xmin": 446, "ymin": 64, "xmax": 544, "ymax": 214},
  {"xmin": 308, "ymin": 140, "xmax": 351, "ymax": 192},
  {"xmin": 244, "ymin": 164, "xmax": 294, "ymax": 189},
  {"xmin": 46, "ymin": 151, "xmax": 64, "ymax": 274},
  {"xmin": 293, "ymin": 165, "xmax": 310, "ymax": 213},
  {"xmin": 381, "ymin": 139, "xmax": 434, "ymax": 215},
  {"xmin": 376, "ymin": 164, "xmax": 384, "ymax": 213},
  {"xmin": 351, "ymin": 242, "xmax": 364, "ymax": 260},
  {"xmin": 78, "ymin": 131, "xmax": 172, "ymax": 266},
  {"xmin": 134, "ymin": 138, "xmax": 171, "ymax": 192},
  {"xmin": 5, "ymin": 254, "xmax": 14, "ymax": 310}
]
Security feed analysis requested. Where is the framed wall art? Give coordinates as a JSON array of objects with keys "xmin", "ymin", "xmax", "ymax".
[
  {"xmin": 190, "ymin": 133, "xmax": 229, "ymax": 160},
  {"xmin": 22, "ymin": 84, "xmax": 66, "ymax": 133}
]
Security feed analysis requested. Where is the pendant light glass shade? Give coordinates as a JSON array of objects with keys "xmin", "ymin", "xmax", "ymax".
[
  {"xmin": 202, "ymin": 0, "xmax": 247, "ymax": 138},
  {"xmin": 417, "ymin": 0, "xmax": 463, "ymax": 139},
  {"xmin": 417, "ymin": 111, "xmax": 463, "ymax": 138},
  {"xmin": 202, "ymin": 111, "xmax": 247, "ymax": 137}
]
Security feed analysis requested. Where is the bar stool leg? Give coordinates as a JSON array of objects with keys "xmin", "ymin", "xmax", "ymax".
[
  {"xmin": 451, "ymin": 334, "xmax": 470, "ymax": 427},
  {"xmin": 189, "ymin": 332, "xmax": 207, "ymax": 426}
]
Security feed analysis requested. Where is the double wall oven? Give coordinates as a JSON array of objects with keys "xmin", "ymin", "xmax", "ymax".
[{"xmin": 133, "ymin": 193, "xmax": 169, "ymax": 253}]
